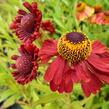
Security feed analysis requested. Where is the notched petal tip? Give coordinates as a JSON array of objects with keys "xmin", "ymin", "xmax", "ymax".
[
  {"xmin": 18, "ymin": 9, "xmax": 27, "ymax": 15},
  {"xmin": 32, "ymin": 2, "xmax": 38, "ymax": 9},
  {"xmin": 23, "ymin": 2, "xmax": 33, "ymax": 12}
]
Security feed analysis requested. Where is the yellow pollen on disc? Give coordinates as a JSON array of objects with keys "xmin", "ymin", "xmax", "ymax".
[{"xmin": 57, "ymin": 33, "xmax": 92, "ymax": 64}]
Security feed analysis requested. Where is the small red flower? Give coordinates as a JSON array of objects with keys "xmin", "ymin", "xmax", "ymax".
[
  {"xmin": 41, "ymin": 20, "xmax": 55, "ymax": 35},
  {"xmin": 11, "ymin": 41, "xmax": 39, "ymax": 85},
  {"xmin": 89, "ymin": 11, "xmax": 109, "ymax": 25},
  {"xmin": 76, "ymin": 2, "xmax": 94, "ymax": 21},
  {"xmin": 10, "ymin": 2, "xmax": 55, "ymax": 42},
  {"xmin": 39, "ymin": 31, "xmax": 109, "ymax": 96}
]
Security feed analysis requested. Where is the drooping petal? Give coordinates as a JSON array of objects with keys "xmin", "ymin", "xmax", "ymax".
[
  {"xmin": 44, "ymin": 57, "xmax": 59, "ymax": 82},
  {"xmin": 81, "ymin": 74, "xmax": 102, "ymax": 97},
  {"xmin": 94, "ymin": 73, "xmax": 109, "ymax": 84},
  {"xmin": 50, "ymin": 81, "xmax": 58, "ymax": 92},
  {"xmin": 92, "ymin": 41, "xmax": 108, "ymax": 54},
  {"xmin": 44, "ymin": 56, "xmax": 66, "ymax": 85},
  {"xmin": 71, "ymin": 71, "xmax": 79, "ymax": 83},
  {"xmin": 74, "ymin": 62, "xmax": 90, "ymax": 82},
  {"xmin": 53, "ymin": 56, "xmax": 67, "ymax": 85},
  {"xmin": 86, "ymin": 61, "xmax": 109, "ymax": 84},
  {"xmin": 39, "ymin": 39, "xmax": 58, "ymax": 63},
  {"xmin": 49, "ymin": 63, "xmax": 74, "ymax": 93},
  {"xmin": 64, "ymin": 72, "xmax": 73, "ymax": 93},
  {"xmin": 88, "ymin": 53, "xmax": 109, "ymax": 73},
  {"xmin": 66, "ymin": 66, "xmax": 79, "ymax": 83},
  {"xmin": 58, "ymin": 80, "xmax": 65, "ymax": 93}
]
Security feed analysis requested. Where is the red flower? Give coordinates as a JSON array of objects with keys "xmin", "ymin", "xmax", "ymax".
[
  {"xmin": 11, "ymin": 41, "xmax": 39, "ymax": 85},
  {"xmin": 76, "ymin": 2, "xmax": 94, "ymax": 21},
  {"xmin": 41, "ymin": 20, "xmax": 55, "ymax": 35},
  {"xmin": 10, "ymin": 2, "xmax": 55, "ymax": 42},
  {"xmin": 39, "ymin": 31, "xmax": 109, "ymax": 96},
  {"xmin": 89, "ymin": 11, "xmax": 109, "ymax": 25}
]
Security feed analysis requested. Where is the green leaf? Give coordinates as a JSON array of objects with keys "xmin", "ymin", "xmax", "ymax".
[
  {"xmin": 82, "ymin": 95, "xmax": 94, "ymax": 109},
  {"xmin": 53, "ymin": 17, "xmax": 65, "ymax": 29},
  {"xmin": 33, "ymin": 93, "xmax": 65, "ymax": 106},
  {"xmin": 32, "ymin": 81, "xmax": 51, "ymax": 93},
  {"xmin": 44, "ymin": 103, "xmax": 58, "ymax": 109},
  {"xmin": 102, "ymin": 101, "xmax": 109, "ymax": 109},
  {"xmin": 0, "ymin": 89, "xmax": 14, "ymax": 102},
  {"xmin": 61, "ymin": 0, "xmax": 69, "ymax": 6},
  {"xmin": 2, "ymin": 94, "xmax": 21, "ymax": 108},
  {"xmin": 72, "ymin": 101, "xmax": 84, "ymax": 109}
]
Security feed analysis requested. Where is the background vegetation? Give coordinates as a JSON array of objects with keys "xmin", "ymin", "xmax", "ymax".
[{"xmin": 0, "ymin": 0, "xmax": 109, "ymax": 109}]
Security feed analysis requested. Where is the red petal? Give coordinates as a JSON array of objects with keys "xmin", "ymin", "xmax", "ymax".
[
  {"xmin": 88, "ymin": 53, "xmax": 109, "ymax": 73},
  {"xmin": 50, "ymin": 81, "xmax": 58, "ymax": 92},
  {"xmin": 31, "ymin": 2, "xmax": 38, "ymax": 11},
  {"xmin": 71, "ymin": 71, "xmax": 79, "ymax": 83},
  {"xmin": 39, "ymin": 39, "xmax": 58, "ymax": 63},
  {"xmin": 41, "ymin": 20, "xmax": 55, "ymax": 34},
  {"xmin": 23, "ymin": 2, "xmax": 33, "ymax": 12},
  {"xmin": 58, "ymin": 81, "xmax": 65, "ymax": 93},
  {"xmin": 44, "ymin": 57, "xmax": 59, "ymax": 82},
  {"xmin": 44, "ymin": 56, "xmax": 66, "ymax": 85},
  {"xmin": 65, "ymin": 81, "xmax": 73, "ymax": 93},
  {"xmin": 39, "ymin": 55, "xmax": 53, "ymax": 64},
  {"xmin": 81, "ymin": 74, "xmax": 102, "ymax": 97},
  {"xmin": 35, "ymin": 10, "xmax": 42, "ymax": 24},
  {"xmin": 10, "ymin": 23, "xmax": 18, "ymax": 29},
  {"xmin": 64, "ymin": 73, "xmax": 73, "ymax": 93},
  {"xmin": 24, "ymin": 41, "xmax": 39, "ymax": 57},
  {"xmin": 99, "ymin": 54, "xmax": 109, "ymax": 63},
  {"xmin": 95, "ymin": 73, "xmax": 109, "ymax": 84},
  {"xmin": 81, "ymin": 83, "xmax": 90, "ymax": 97},
  {"xmin": 53, "ymin": 56, "xmax": 67, "ymax": 85},
  {"xmin": 74, "ymin": 62, "xmax": 90, "ymax": 82},
  {"xmin": 15, "ymin": 16, "xmax": 23, "ymax": 23},
  {"xmin": 19, "ymin": 45, "xmax": 27, "ymax": 54},
  {"xmin": 31, "ymin": 32, "xmax": 40, "ymax": 41},
  {"xmin": 18, "ymin": 9, "xmax": 27, "ymax": 15},
  {"xmin": 87, "ymin": 62, "xmax": 109, "ymax": 84},
  {"xmin": 92, "ymin": 41, "xmax": 108, "ymax": 54}
]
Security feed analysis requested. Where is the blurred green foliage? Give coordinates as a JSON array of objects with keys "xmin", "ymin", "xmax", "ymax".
[{"xmin": 1, "ymin": 0, "xmax": 109, "ymax": 109}]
